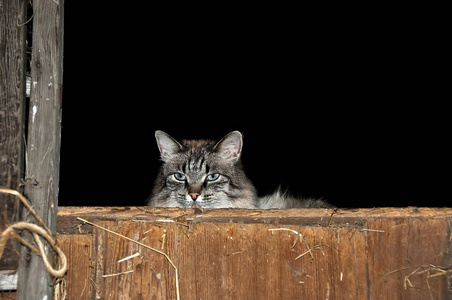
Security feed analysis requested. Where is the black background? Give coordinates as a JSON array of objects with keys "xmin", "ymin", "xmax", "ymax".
[{"xmin": 58, "ymin": 4, "xmax": 448, "ymax": 208}]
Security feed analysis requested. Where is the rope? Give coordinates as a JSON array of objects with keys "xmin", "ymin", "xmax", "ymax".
[{"xmin": 0, "ymin": 188, "xmax": 67, "ymax": 278}]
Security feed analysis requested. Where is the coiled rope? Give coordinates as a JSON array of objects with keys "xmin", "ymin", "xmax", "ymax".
[{"xmin": 0, "ymin": 188, "xmax": 67, "ymax": 278}]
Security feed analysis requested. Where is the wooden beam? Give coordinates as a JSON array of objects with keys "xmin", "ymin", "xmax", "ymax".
[
  {"xmin": 0, "ymin": 0, "xmax": 27, "ymax": 290},
  {"xmin": 16, "ymin": 0, "xmax": 64, "ymax": 299}
]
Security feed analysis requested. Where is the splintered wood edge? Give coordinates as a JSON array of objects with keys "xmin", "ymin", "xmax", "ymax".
[{"xmin": 56, "ymin": 207, "xmax": 452, "ymax": 234}]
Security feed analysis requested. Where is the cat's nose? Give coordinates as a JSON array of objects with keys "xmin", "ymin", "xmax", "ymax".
[{"xmin": 188, "ymin": 193, "xmax": 200, "ymax": 200}]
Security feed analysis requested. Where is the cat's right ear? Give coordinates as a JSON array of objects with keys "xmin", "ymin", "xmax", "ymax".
[{"xmin": 155, "ymin": 130, "xmax": 183, "ymax": 162}]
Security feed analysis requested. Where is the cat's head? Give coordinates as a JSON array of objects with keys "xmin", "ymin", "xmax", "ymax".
[{"xmin": 149, "ymin": 131, "xmax": 257, "ymax": 209}]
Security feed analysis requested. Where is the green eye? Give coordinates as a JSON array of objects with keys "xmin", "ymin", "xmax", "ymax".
[
  {"xmin": 174, "ymin": 173, "xmax": 186, "ymax": 181},
  {"xmin": 207, "ymin": 173, "xmax": 220, "ymax": 181}
]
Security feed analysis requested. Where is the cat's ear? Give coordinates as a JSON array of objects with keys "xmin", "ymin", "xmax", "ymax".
[
  {"xmin": 155, "ymin": 130, "xmax": 183, "ymax": 162},
  {"xmin": 214, "ymin": 131, "xmax": 243, "ymax": 163}
]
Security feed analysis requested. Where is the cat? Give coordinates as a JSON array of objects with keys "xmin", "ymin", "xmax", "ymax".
[
  {"xmin": 147, "ymin": 131, "xmax": 332, "ymax": 209},
  {"xmin": 148, "ymin": 131, "xmax": 257, "ymax": 209}
]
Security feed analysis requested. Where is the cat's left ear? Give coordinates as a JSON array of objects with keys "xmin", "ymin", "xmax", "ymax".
[{"xmin": 214, "ymin": 131, "xmax": 243, "ymax": 163}]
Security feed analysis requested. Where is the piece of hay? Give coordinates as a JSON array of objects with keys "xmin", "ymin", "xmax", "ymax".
[
  {"xmin": 382, "ymin": 264, "xmax": 452, "ymax": 299},
  {"xmin": 102, "ymin": 270, "xmax": 134, "ymax": 278},
  {"xmin": 118, "ymin": 252, "xmax": 140, "ymax": 263}
]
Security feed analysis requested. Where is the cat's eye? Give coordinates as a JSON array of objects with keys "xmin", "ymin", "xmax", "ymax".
[
  {"xmin": 173, "ymin": 173, "xmax": 186, "ymax": 181},
  {"xmin": 206, "ymin": 173, "xmax": 220, "ymax": 181}
]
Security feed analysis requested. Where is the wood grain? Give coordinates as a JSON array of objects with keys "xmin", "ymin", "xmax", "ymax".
[
  {"xmin": 367, "ymin": 218, "xmax": 451, "ymax": 299},
  {"xmin": 57, "ymin": 234, "xmax": 91, "ymax": 299},
  {"xmin": 0, "ymin": 0, "xmax": 27, "ymax": 279},
  {"xmin": 56, "ymin": 207, "xmax": 452, "ymax": 299},
  {"xmin": 16, "ymin": 0, "xmax": 64, "ymax": 298}
]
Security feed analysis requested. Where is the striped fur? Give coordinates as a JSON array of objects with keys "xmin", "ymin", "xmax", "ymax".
[
  {"xmin": 148, "ymin": 131, "xmax": 257, "ymax": 208},
  {"xmin": 148, "ymin": 131, "xmax": 332, "ymax": 209}
]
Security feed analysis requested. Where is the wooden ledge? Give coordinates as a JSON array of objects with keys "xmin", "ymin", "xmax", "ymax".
[
  {"xmin": 57, "ymin": 206, "xmax": 452, "ymax": 234},
  {"xmin": 52, "ymin": 206, "xmax": 452, "ymax": 299}
]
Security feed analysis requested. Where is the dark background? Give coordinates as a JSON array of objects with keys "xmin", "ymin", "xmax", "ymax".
[{"xmin": 58, "ymin": 5, "xmax": 448, "ymax": 208}]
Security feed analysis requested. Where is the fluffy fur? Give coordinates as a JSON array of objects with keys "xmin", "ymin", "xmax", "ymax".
[
  {"xmin": 148, "ymin": 131, "xmax": 257, "ymax": 208},
  {"xmin": 148, "ymin": 131, "xmax": 332, "ymax": 209},
  {"xmin": 257, "ymin": 187, "xmax": 331, "ymax": 209}
]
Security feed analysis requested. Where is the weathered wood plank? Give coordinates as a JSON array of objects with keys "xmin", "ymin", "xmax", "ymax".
[
  {"xmin": 56, "ymin": 207, "xmax": 452, "ymax": 299},
  {"xmin": 56, "ymin": 234, "xmax": 91, "ymax": 299},
  {"xmin": 0, "ymin": 0, "xmax": 27, "ymax": 286},
  {"xmin": 57, "ymin": 206, "xmax": 452, "ymax": 234},
  {"xmin": 57, "ymin": 206, "xmax": 452, "ymax": 220},
  {"xmin": 367, "ymin": 218, "xmax": 451, "ymax": 300},
  {"xmin": 16, "ymin": 0, "xmax": 64, "ymax": 298},
  {"xmin": 91, "ymin": 221, "xmax": 169, "ymax": 299}
]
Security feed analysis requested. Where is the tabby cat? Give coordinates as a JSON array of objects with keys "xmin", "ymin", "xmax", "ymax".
[{"xmin": 147, "ymin": 131, "xmax": 332, "ymax": 209}]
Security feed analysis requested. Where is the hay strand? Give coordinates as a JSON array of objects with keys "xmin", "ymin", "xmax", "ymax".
[
  {"xmin": 102, "ymin": 270, "xmax": 134, "ymax": 278},
  {"xmin": 118, "ymin": 252, "xmax": 140, "ymax": 263},
  {"xmin": 294, "ymin": 244, "xmax": 323, "ymax": 260},
  {"xmin": 382, "ymin": 263, "xmax": 452, "ymax": 299}
]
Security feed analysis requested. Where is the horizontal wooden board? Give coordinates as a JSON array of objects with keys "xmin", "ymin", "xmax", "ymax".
[
  {"xmin": 49, "ymin": 207, "xmax": 452, "ymax": 299},
  {"xmin": 57, "ymin": 206, "xmax": 452, "ymax": 234}
]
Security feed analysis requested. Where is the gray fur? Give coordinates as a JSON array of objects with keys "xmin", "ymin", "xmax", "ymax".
[
  {"xmin": 257, "ymin": 187, "xmax": 332, "ymax": 209},
  {"xmin": 148, "ymin": 131, "xmax": 257, "ymax": 209},
  {"xmin": 148, "ymin": 131, "xmax": 333, "ymax": 209}
]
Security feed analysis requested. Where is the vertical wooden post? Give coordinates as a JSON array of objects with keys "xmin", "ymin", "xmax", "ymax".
[
  {"xmin": 0, "ymin": 0, "xmax": 27, "ymax": 289},
  {"xmin": 16, "ymin": 0, "xmax": 64, "ymax": 299}
]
